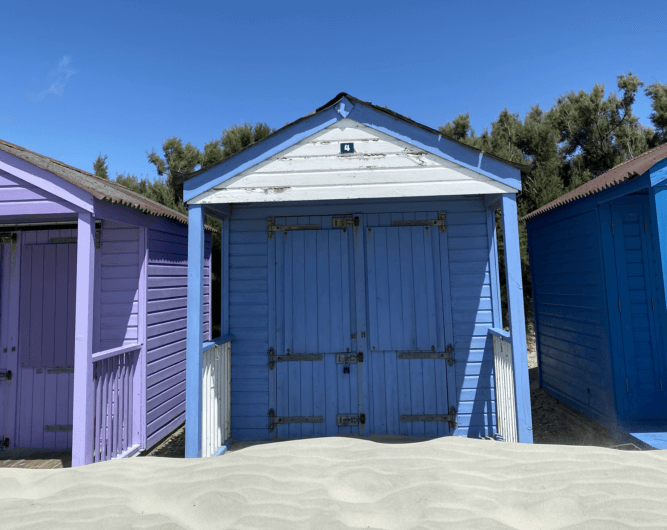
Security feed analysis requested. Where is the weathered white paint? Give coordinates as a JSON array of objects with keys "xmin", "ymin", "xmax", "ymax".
[
  {"xmin": 492, "ymin": 334, "xmax": 518, "ymax": 443},
  {"xmin": 189, "ymin": 119, "xmax": 517, "ymax": 204},
  {"xmin": 202, "ymin": 340, "xmax": 231, "ymax": 458}
]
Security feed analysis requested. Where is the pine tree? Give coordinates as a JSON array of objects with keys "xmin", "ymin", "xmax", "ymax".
[{"xmin": 93, "ymin": 154, "xmax": 109, "ymax": 179}]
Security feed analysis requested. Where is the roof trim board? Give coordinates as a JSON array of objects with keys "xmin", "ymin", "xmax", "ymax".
[
  {"xmin": 0, "ymin": 151, "xmax": 94, "ymax": 213},
  {"xmin": 183, "ymin": 106, "xmax": 342, "ymax": 202},
  {"xmin": 184, "ymin": 94, "xmax": 522, "ymax": 204}
]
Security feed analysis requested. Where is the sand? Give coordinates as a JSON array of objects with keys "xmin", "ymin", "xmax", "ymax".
[{"xmin": 2, "ymin": 436, "xmax": 667, "ymax": 529}]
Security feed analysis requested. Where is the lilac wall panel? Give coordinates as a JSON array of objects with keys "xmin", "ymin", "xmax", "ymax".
[
  {"xmin": 145, "ymin": 226, "xmax": 211, "ymax": 447},
  {"xmin": 0, "ymin": 169, "xmax": 77, "ymax": 217},
  {"xmin": 96, "ymin": 221, "xmax": 141, "ymax": 353}
]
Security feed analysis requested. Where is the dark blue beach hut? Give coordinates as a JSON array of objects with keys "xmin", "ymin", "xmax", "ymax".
[
  {"xmin": 524, "ymin": 143, "xmax": 667, "ymax": 448},
  {"xmin": 183, "ymin": 93, "xmax": 534, "ymax": 458},
  {"xmin": 0, "ymin": 139, "xmax": 211, "ymax": 466}
]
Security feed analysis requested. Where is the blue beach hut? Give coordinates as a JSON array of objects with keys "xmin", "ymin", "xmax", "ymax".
[
  {"xmin": 183, "ymin": 93, "xmax": 533, "ymax": 457},
  {"xmin": 523, "ymin": 143, "xmax": 667, "ymax": 448}
]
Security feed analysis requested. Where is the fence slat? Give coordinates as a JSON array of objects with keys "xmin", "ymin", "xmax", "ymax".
[
  {"xmin": 92, "ymin": 345, "xmax": 140, "ymax": 462},
  {"xmin": 202, "ymin": 341, "xmax": 232, "ymax": 457},
  {"xmin": 492, "ymin": 335, "xmax": 518, "ymax": 443}
]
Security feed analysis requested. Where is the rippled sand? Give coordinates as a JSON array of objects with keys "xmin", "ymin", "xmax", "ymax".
[{"xmin": 2, "ymin": 436, "xmax": 667, "ymax": 529}]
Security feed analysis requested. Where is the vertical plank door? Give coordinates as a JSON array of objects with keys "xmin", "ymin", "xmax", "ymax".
[
  {"xmin": 16, "ymin": 241, "xmax": 77, "ymax": 449},
  {"xmin": 611, "ymin": 204, "xmax": 665, "ymax": 420},
  {"xmin": 273, "ymin": 216, "xmax": 360, "ymax": 438},
  {"xmin": 365, "ymin": 212, "xmax": 452, "ymax": 437}
]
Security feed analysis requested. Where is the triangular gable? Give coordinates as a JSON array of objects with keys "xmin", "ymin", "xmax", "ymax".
[{"xmin": 184, "ymin": 95, "xmax": 522, "ymax": 204}]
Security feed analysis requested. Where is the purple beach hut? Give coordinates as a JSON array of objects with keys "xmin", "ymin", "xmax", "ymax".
[{"xmin": 0, "ymin": 139, "xmax": 211, "ymax": 466}]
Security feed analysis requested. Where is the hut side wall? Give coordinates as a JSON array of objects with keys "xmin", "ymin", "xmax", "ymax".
[
  {"xmin": 96, "ymin": 221, "xmax": 141, "ymax": 353},
  {"xmin": 145, "ymin": 226, "xmax": 211, "ymax": 447},
  {"xmin": 228, "ymin": 197, "xmax": 499, "ymax": 440},
  {"xmin": 527, "ymin": 207, "xmax": 616, "ymax": 423}
]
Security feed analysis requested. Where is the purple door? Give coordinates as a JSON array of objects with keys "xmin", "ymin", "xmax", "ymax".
[{"xmin": 16, "ymin": 242, "xmax": 76, "ymax": 449}]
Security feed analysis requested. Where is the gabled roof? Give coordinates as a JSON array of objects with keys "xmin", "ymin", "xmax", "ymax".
[
  {"xmin": 522, "ymin": 142, "xmax": 667, "ymax": 222},
  {"xmin": 183, "ymin": 93, "xmax": 531, "ymax": 204},
  {"xmin": 0, "ymin": 138, "xmax": 189, "ymax": 225}
]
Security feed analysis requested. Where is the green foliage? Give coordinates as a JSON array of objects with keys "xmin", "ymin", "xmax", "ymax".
[
  {"xmin": 220, "ymin": 123, "xmax": 273, "ymax": 158},
  {"xmin": 646, "ymin": 81, "xmax": 667, "ymax": 143},
  {"xmin": 93, "ymin": 154, "xmax": 109, "ymax": 179},
  {"xmin": 114, "ymin": 173, "xmax": 186, "ymax": 215},
  {"xmin": 439, "ymin": 72, "xmax": 667, "ymax": 321}
]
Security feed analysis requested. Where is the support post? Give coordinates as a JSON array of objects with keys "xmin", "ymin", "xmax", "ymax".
[
  {"xmin": 500, "ymin": 194, "xmax": 533, "ymax": 443},
  {"xmin": 185, "ymin": 204, "xmax": 205, "ymax": 458},
  {"xmin": 72, "ymin": 213, "xmax": 95, "ymax": 466}
]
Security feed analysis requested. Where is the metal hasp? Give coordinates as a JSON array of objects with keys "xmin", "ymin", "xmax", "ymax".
[
  {"xmin": 392, "ymin": 212, "xmax": 446, "ymax": 233},
  {"xmin": 267, "ymin": 347, "xmax": 323, "ymax": 369},
  {"xmin": 0, "ymin": 370, "xmax": 11, "ymax": 382},
  {"xmin": 336, "ymin": 352, "xmax": 363, "ymax": 364},
  {"xmin": 397, "ymin": 344, "xmax": 454, "ymax": 366},
  {"xmin": 268, "ymin": 408, "xmax": 323, "ymax": 431},
  {"xmin": 337, "ymin": 414, "xmax": 365, "ymax": 426},
  {"xmin": 267, "ymin": 217, "xmax": 320, "ymax": 239},
  {"xmin": 400, "ymin": 407, "xmax": 457, "ymax": 429}
]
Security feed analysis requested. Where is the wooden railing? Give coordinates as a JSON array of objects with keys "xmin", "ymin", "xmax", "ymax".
[
  {"xmin": 92, "ymin": 343, "xmax": 142, "ymax": 462},
  {"xmin": 202, "ymin": 335, "xmax": 232, "ymax": 457},
  {"xmin": 489, "ymin": 328, "xmax": 518, "ymax": 443}
]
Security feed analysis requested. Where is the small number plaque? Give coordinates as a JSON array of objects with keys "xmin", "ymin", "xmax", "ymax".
[{"xmin": 340, "ymin": 142, "xmax": 354, "ymax": 154}]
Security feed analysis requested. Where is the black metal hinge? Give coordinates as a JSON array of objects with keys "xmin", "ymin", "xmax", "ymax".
[
  {"xmin": 400, "ymin": 406, "xmax": 457, "ymax": 429},
  {"xmin": 268, "ymin": 408, "xmax": 323, "ymax": 431},
  {"xmin": 332, "ymin": 217, "xmax": 359, "ymax": 228},
  {"xmin": 392, "ymin": 212, "xmax": 446, "ymax": 233},
  {"xmin": 397, "ymin": 345, "xmax": 454, "ymax": 366},
  {"xmin": 0, "ymin": 370, "xmax": 12, "ymax": 382},
  {"xmin": 337, "ymin": 414, "xmax": 365, "ymax": 427},
  {"xmin": 267, "ymin": 217, "xmax": 320, "ymax": 239},
  {"xmin": 2, "ymin": 437, "xmax": 9, "ymax": 449},
  {"xmin": 268, "ymin": 347, "xmax": 323, "ymax": 369},
  {"xmin": 336, "ymin": 352, "xmax": 363, "ymax": 364}
]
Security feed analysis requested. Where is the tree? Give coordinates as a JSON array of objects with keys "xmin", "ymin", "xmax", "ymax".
[
  {"xmin": 93, "ymin": 154, "xmax": 109, "ymax": 179},
  {"xmin": 114, "ymin": 173, "xmax": 185, "ymax": 214},
  {"xmin": 220, "ymin": 123, "xmax": 273, "ymax": 158},
  {"xmin": 147, "ymin": 138, "xmax": 202, "ymax": 207},
  {"xmin": 646, "ymin": 81, "xmax": 667, "ymax": 144}
]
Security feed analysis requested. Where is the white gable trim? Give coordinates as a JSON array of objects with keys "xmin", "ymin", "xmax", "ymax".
[{"xmin": 189, "ymin": 119, "xmax": 516, "ymax": 204}]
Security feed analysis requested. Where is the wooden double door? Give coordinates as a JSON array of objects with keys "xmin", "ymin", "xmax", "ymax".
[{"xmin": 269, "ymin": 213, "xmax": 456, "ymax": 439}]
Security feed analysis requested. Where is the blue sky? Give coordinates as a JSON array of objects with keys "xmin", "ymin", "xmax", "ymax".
[{"xmin": 1, "ymin": 0, "xmax": 665, "ymax": 180}]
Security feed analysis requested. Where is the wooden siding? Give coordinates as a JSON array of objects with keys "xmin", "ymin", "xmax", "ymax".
[
  {"xmin": 528, "ymin": 209, "xmax": 616, "ymax": 421},
  {"xmin": 195, "ymin": 119, "xmax": 514, "ymax": 204},
  {"xmin": 97, "ymin": 221, "xmax": 141, "ymax": 353},
  {"xmin": 0, "ymin": 169, "xmax": 77, "ymax": 216},
  {"xmin": 145, "ymin": 227, "xmax": 211, "ymax": 447},
  {"xmin": 229, "ymin": 197, "xmax": 500, "ymax": 440}
]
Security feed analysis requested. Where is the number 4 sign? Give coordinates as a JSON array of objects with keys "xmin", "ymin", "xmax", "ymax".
[{"xmin": 340, "ymin": 142, "xmax": 354, "ymax": 154}]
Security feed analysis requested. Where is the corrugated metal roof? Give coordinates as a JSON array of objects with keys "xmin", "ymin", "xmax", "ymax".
[
  {"xmin": 0, "ymin": 138, "xmax": 190, "ymax": 225},
  {"xmin": 522, "ymin": 142, "xmax": 667, "ymax": 222}
]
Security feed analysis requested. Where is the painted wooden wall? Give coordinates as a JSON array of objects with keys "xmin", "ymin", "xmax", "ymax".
[
  {"xmin": 145, "ymin": 226, "xmax": 211, "ymax": 447},
  {"xmin": 228, "ymin": 196, "xmax": 499, "ymax": 440},
  {"xmin": 0, "ymin": 170, "xmax": 77, "ymax": 216},
  {"xmin": 527, "ymin": 207, "xmax": 617, "ymax": 422},
  {"xmin": 96, "ymin": 221, "xmax": 141, "ymax": 353}
]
